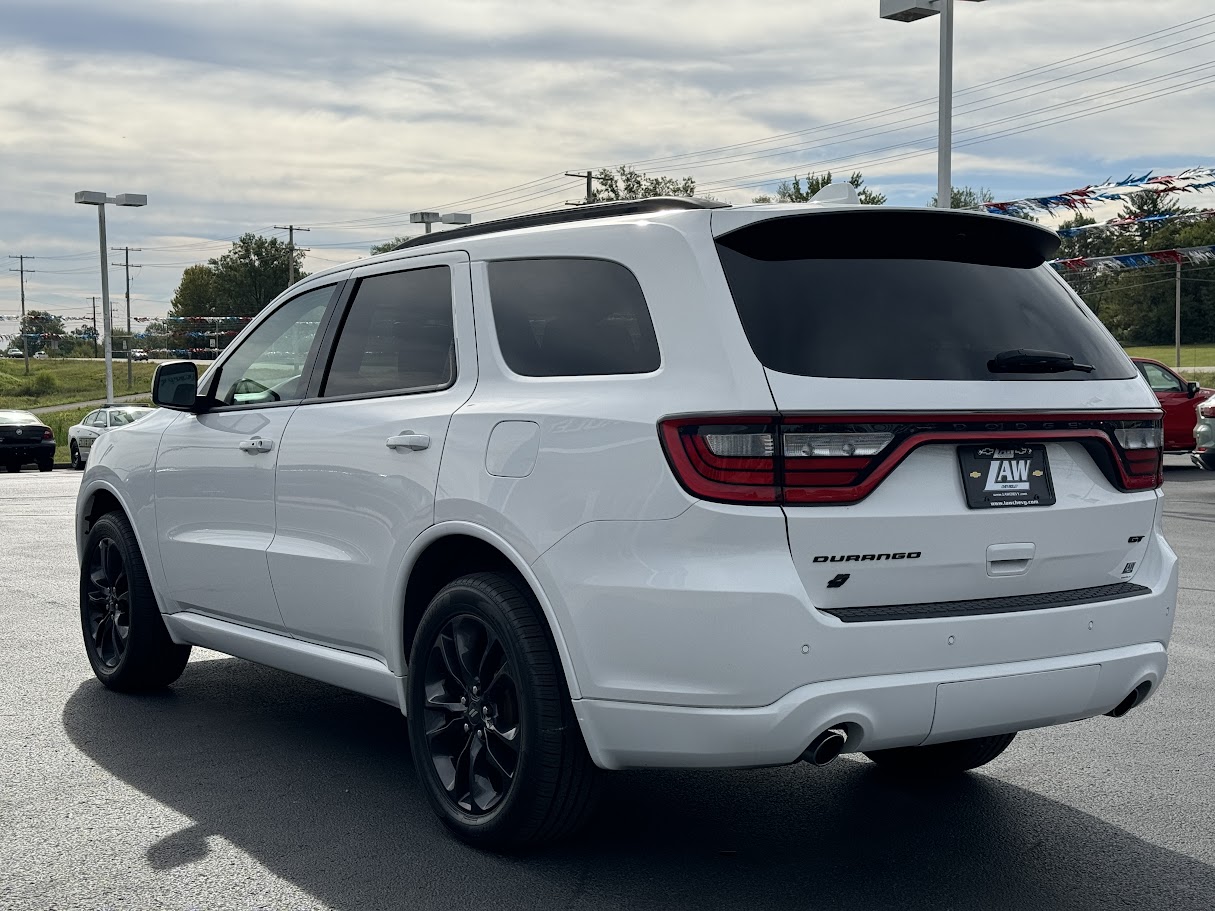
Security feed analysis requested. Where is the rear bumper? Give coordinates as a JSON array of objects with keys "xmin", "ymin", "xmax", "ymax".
[
  {"xmin": 574, "ymin": 641, "xmax": 1167, "ymax": 770},
  {"xmin": 1, "ymin": 442, "xmax": 55, "ymax": 463}
]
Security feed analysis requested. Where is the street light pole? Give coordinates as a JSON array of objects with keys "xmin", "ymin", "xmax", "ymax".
[
  {"xmin": 937, "ymin": 0, "xmax": 954, "ymax": 209},
  {"xmin": 96, "ymin": 204, "xmax": 114, "ymax": 402},
  {"xmin": 880, "ymin": 0, "xmax": 987, "ymax": 209},
  {"xmin": 75, "ymin": 191, "xmax": 147, "ymax": 403}
]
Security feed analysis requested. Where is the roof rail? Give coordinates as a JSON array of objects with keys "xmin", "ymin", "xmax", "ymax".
[{"xmin": 393, "ymin": 196, "xmax": 729, "ymax": 251}]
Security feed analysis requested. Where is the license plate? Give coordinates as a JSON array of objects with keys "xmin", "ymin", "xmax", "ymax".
[{"xmin": 958, "ymin": 444, "xmax": 1055, "ymax": 509}]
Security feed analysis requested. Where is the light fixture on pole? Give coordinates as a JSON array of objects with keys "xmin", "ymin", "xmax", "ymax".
[
  {"xmin": 74, "ymin": 191, "xmax": 147, "ymax": 402},
  {"xmin": 880, "ymin": 0, "xmax": 987, "ymax": 209},
  {"xmin": 409, "ymin": 211, "xmax": 472, "ymax": 235}
]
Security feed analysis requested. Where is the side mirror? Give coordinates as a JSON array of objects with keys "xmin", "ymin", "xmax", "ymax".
[
  {"xmin": 1188, "ymin": 381, "xmax": 1201, "ymax": 397},
  {"xmin": 152, "ymin": 361, "xmax": 200, "ymax": 410}
]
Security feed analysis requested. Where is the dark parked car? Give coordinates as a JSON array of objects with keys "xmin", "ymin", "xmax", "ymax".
[
  {"xmin": 1131, "ymin": 358, "xmax": 1214, "ymax": 452},
  {"xmin": 0, "ymin": 410, "xmax": 55, "ymax": 472}
]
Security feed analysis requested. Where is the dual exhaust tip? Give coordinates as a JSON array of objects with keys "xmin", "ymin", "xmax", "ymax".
[
  {"xmin": 801, "ymin": 727, "xmax": 848, "ymax": 766},
  {"xmin": 803, "ymin": 681, "xmax": 1151, "ymax": 766}
]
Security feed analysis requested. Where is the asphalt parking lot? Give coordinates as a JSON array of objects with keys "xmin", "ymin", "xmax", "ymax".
[{"xmin": 1, "ymin": 462, "xmax": 1212, "ymax": 911}]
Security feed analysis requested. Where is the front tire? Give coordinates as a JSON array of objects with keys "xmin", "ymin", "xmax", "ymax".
[
  {"xmin": 406, "ymin": 572, "xmax": 599, "ymax": 849},
  {"xmin": 80, "ymin": 511, "xmax": 191, "ymax": 691},
  {"xmin": 865, "ymin": 732, "xmax": 1016, "ymax": 776},
  {"xmin": 70, "ymin": 442, "xmax": 84, "ymax": 470}
]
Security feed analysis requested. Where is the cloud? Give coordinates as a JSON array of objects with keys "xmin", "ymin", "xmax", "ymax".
[{"xmin": 1, "ymin": 0, "xmax": 1213, "ymax": 320}]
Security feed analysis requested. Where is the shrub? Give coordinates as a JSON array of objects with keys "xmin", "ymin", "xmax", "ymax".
[{"xmin": 31, "ymin": 372, "xmax": 58, "ymax": 395}]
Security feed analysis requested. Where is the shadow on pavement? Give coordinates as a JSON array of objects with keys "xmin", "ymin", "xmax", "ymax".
[{"xmin": 63, "ymin": 658, "xmax": 1215, "ymax": 911}]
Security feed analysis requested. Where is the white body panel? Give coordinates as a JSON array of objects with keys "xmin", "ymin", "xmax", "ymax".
[
  {"xmin": 269, "ymin": 254, "xmax": 477, "ymax": 658},
  {"xmin": 154, "ymin": 409, "xmax": 294, "ymax": 630},
  {"xmin": 76, "ymin": 202, "xmax": 1180, "ymax": 773}
]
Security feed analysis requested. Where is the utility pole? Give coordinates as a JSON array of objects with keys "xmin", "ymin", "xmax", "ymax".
[
  {"xmin": 111, "ymin": 246, "xmax": 141, "ymax": 389},
  {"xmin": 273, "ymin": 225, "xmax": 310, "ymax": 285},
  {"xmin": 565, "ymin": 171, "xmax": 605, "ymax": 205},
  {"xmin": 1176, "ymin": 261, "xmax": 1182, "ymax": 369},
  {"xmin": 91, "ymin": 297, "xmax": 98, "ymax": 358},
  {"xmin": 7, "ymin": 255, "xmax": 34, "ymax": 375}
]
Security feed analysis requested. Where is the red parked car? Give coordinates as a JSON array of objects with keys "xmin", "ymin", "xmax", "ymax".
[{"xmin": 1131, "ymin": 357, "xmax": 1214, "ymax": 452}]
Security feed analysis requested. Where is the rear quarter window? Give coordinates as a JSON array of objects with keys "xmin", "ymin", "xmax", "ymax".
[
  {"xmin": 715, "ymin": 210, "xmax": 1134, "ymax": 382},
  {"xmin": 486, "ymin": 258, "xmax": 660, "ymax": 377}
]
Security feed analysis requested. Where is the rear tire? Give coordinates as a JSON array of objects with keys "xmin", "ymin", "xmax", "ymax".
[
  {"xmin": 80, "ymin": 511, "xmax": 191, "ymax": 691},
  {"xmin": 71, "ymin": 443, "xmax": 84, "ymax": 470},
  {"xmin": 864, "ymin": 732, "xmax": 1016, "ymax": 776},
  {"xmin": 406, "ymin": 572, "xmax": 600, "ymax": 850},
  {"xmin": 5, "ymin": 462, "xmax": 20, "ymax": 473},
  {"xmin": 38, "ymin": 457, "xmax": 53, "ymax": 472}
]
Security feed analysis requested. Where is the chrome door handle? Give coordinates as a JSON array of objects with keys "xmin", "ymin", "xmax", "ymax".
[
  {"xmin": 386, "ymin": 432, "xmax": 430, "ymax": 451},
  {"xmin": 238, "ymin": 437, "xmax": 274, "ymax": 454}
]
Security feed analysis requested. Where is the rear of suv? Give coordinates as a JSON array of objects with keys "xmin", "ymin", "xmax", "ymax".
[{"xmin": 76, "ymin": 196, "xmax": 1176, "ymax": 849}]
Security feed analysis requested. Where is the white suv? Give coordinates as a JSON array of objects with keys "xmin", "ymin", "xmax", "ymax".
[{"xmin": 76, "ymin": 196, "xmax": 1177, "ymax": 849}]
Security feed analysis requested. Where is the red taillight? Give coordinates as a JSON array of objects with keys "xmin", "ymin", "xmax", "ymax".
[
  {"xmin": 659, "ymin": 413, "xmax": 1163, "ymax": 506},
  {"xmin": 659, "ymin": 419, "xmax": 779, "ymax": 503},
  {"xmin": 42, "ymin": 429, "xmax": 53, "ymax": 441}
]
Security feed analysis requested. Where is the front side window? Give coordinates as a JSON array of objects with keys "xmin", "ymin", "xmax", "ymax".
[
  {"xmin": 1138, "ymin": 362, "xmax": 1184, "ymax": 393},
  {"xmin": 213, "ymin": 286, "xmax": 334, "ymax": 406},
  {"xmin": 321, "ymin": 266, "xmax": 455, "ymax": 398},
  {"xmin": 487, "ymin": 258, "xmax": 660, "ymax": 377}
]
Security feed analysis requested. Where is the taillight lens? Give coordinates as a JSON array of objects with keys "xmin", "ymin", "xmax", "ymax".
[
  {"xmin": 42, "ymin": 429, "xmax": 53, "ymax": 441},
  {"xmin": 1111, "ymin": 422, "xmax": 1163, "ymax": 489},
  {"xmin": 659, "ymin": 419, "xmax": 779, "ymax": 504},
  {"xmin": 660, "ymin": 414, "xmax": 1163, "ymax": 505}
]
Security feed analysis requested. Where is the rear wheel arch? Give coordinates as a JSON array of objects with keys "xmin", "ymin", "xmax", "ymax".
[
  {"xmin": 82, "ymin": 487, "xmax": 126, "ymax": 537},
  {"xmin": 397, "ymin": 525, "xmax": 582, "ymax": 701}
]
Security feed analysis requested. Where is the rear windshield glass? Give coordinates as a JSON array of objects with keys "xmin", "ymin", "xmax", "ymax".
[{"xmin": 715, "ymin": 210, "xmax": 1133, "ymax": 381}]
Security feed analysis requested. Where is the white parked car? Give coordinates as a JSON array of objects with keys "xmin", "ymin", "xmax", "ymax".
[
  {"xmin": 76, "ymin": 195, "xmax": 1177, "ymax": 849},
  {"xmin": 67, "ymin": 405, "xmax": 156, "ymax": 470}
]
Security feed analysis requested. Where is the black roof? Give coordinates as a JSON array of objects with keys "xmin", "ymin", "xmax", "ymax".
[{"xmin": 393, "ymin": 197, "xmax": 729, "ymax": 251}]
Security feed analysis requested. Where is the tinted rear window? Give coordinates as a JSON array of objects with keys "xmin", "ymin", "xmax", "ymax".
[
  {"xmin": 487, "ymin": 258, "xmax": 660, "ymax": 377},
  {"xmin": 715, "ymin": 210, "xmax": 1133, "ymax": 381}
]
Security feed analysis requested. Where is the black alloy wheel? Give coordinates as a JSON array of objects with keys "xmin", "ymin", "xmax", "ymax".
[
  {"xmin": 407, "ymin": 572, "xmax": 600, "ymax": 849},
  {"xmin": 79, "ymin": 512, "xmax": 191, "ymax": 690},
  {"xmin": 84, "ymin": 536, "xmax": 131, "ymax": 671},
  {"xmin": 71, "ymin": 442, "xmax": 83, "ymax": 470},
  {"xmin": 422, "ymin": 614, "xmax": 521, "ymax": 815}
]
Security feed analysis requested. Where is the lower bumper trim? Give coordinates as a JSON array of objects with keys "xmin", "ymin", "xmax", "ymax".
[{"xmin": 820, "ymin": 582, "xmax": 1151, "ymax": 623}]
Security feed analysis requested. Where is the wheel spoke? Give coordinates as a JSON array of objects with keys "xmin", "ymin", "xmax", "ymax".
[
  {"xmin": 484, "ymin": 663, "xmax": 515, "ymax": 700},
  {"xmin": 482, "ymin": 735, "xmax": 516, "ymax": 781},
  {"xmin": 89, "ymin": 566, "xmax": 108, "ymax": 589},
  {"xmin": 436, "ymin": 630, "xmax": 466, "ymax": 689},
  {"xmin": 100, "ymin": 539, "xmax": 121, "ymax": 584},
  {"xmin": 91, "ymin": 612, "xmax": 110, "ymax": 650},
  {"xmin": 452, "ymin": 617, "xmax": 483, "ymax": 683},
  {"xmin": 476, "ymin": 628, "xmax": 501, "ymax": 683},
  {"xmin": 488, "ymin": 723, "xmax": 520, "ymax": 752}
]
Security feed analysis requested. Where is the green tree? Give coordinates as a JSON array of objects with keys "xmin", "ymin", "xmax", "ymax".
[
  {"xmin": 752, "ymin": 171, "xmax": 886, "ymax": 205},
  {"xmin": 1118, "ymin": 188, "xmax": 1196, "ymax": 243},
  {"xmin": 19, "ymin": 310, "xmax": 65, "ymax": 355},
  {"xmin": 371, "ymin": 236, "xmax": 412, "ymax": 255},
  {"xmin": 589, "ymin": 165, "xmax": 698, "ymax": 202},
  {"xmin": 928, "ymin": 185, "xmax": 996, "ymax": 209},
  {"xmin": 209, "ymin": 234, "xmax": 307, "ymax": 318}
]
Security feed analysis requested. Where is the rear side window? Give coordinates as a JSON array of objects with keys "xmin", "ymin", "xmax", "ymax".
[
  {"xmin": 715, "ymin": 210, "xmax": 1134, "ymax": 381},
  {"xmin": 322, "ymin": 267, "xmax": 455, "ymax": 398},
  {"xmin": 487, "ymin": 258, "xmax": 660, "ymax": 377}
]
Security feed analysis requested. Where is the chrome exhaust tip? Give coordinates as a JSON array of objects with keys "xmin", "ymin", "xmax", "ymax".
[
  {"xmin": 1106, "ymin": 680, "xmax": 1152, "ymax": 718},
  {"xmin": 801, "ymin": 727, "xmax": 848, "ymax": 766}
]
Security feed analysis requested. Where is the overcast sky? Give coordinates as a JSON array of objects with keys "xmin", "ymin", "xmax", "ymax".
[{"xmin": 2, "ymin": 0, "xmax": 1214, "ymax": 332}]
